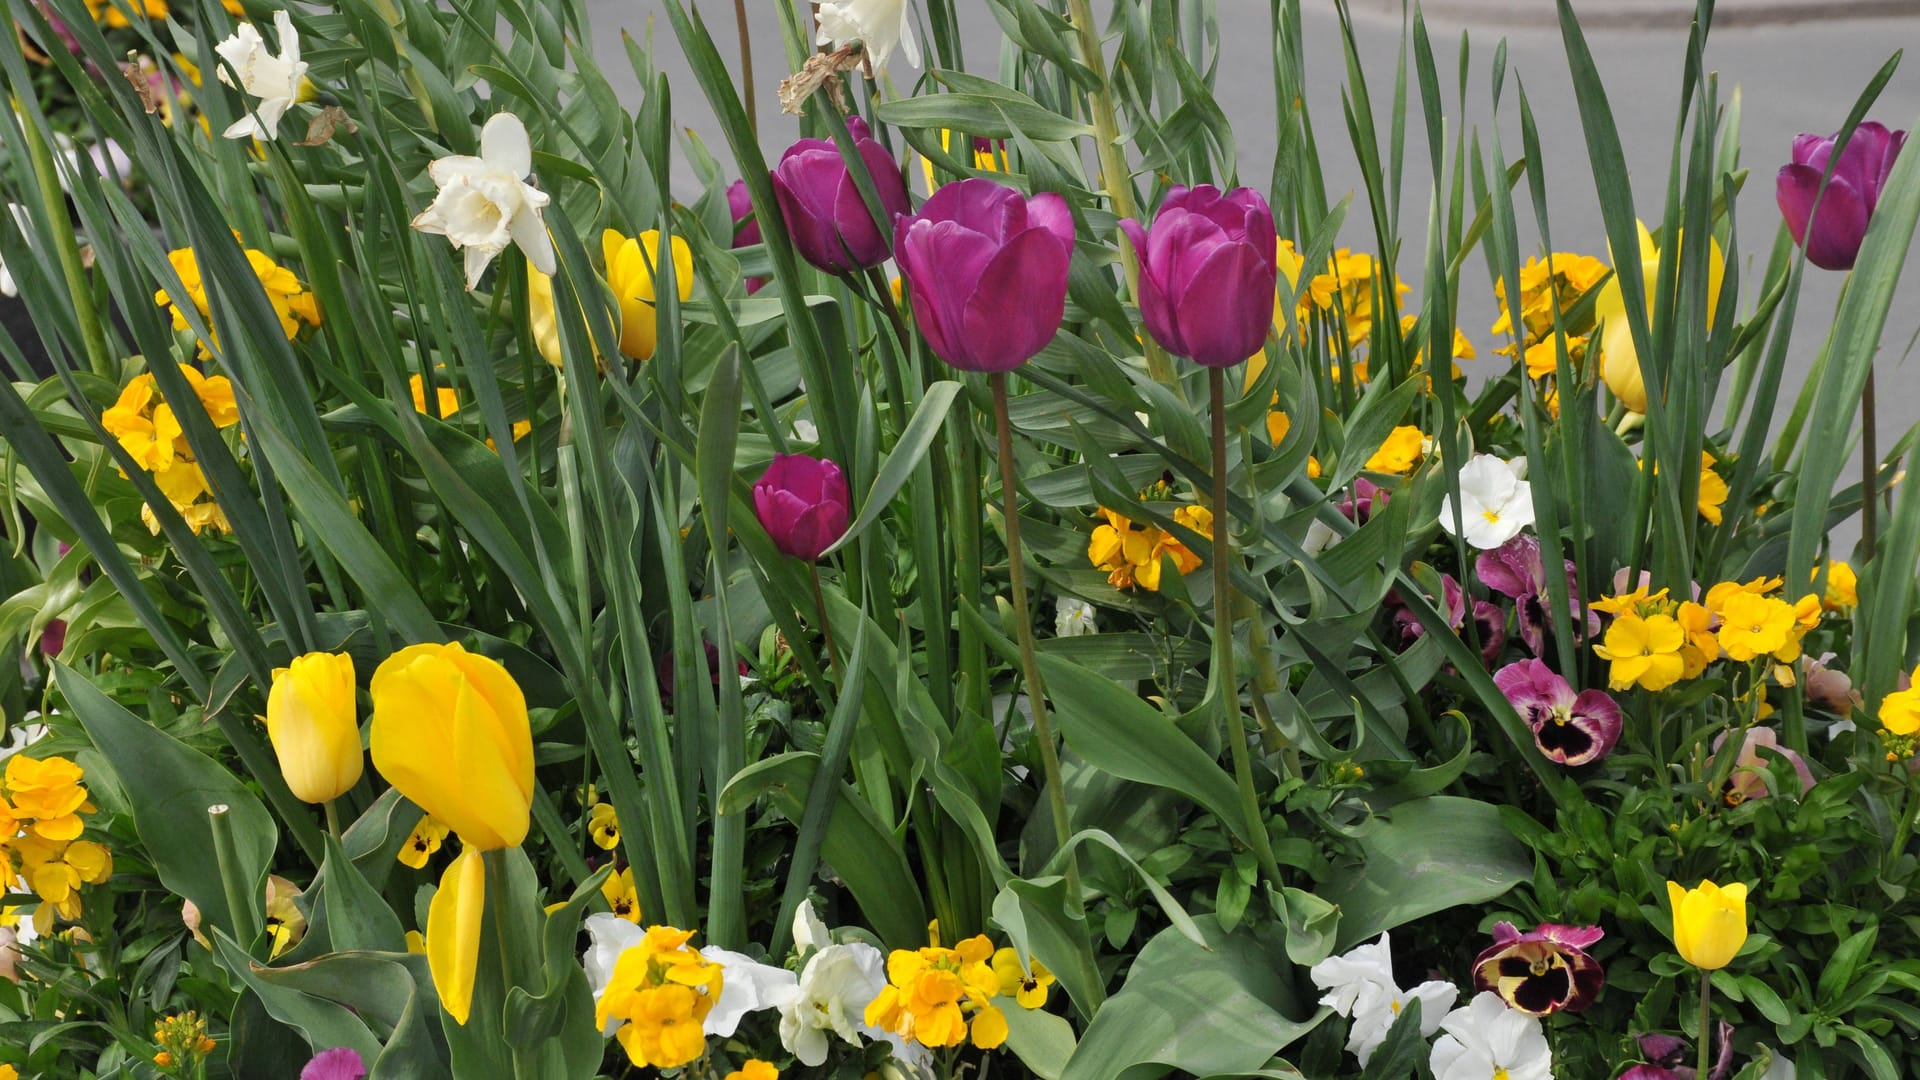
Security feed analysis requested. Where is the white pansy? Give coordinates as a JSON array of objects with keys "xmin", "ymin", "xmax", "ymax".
[
  {"xmin": 779, "ymin": 940, "xmax": 887, "ymax": 1065},
  {"xmin": 1054, "ymin": 597, "xmax": 1097, "ymax": 638},
  {"xmin": 214, "ymin": 11, "xmax": 308, "ymax": 142},
  {"xmin": 411, "ymin": 112, "xmax": 556, "ymax": 290},
  {"xmin": 1310, "ymin": 933, "xmax": 1457, "ymax": 1066},
  {"xmin": 1437, "ymin": 454, "xmax": 1535, "ymax": 550},
  {"xmin": 815, "ymin": 0, "xmax": 921, "ymax": 73},
  {"xmin": 1302, "ymin": 518, "xmax": 1340, "ymax": 556},
  {"xmin": 1429, "ymin": 992, "xmax": 1552, "ymax": 1080},
  {"xmin": 702, "ymin": 947, "xmax": 801, "ymax": 1036},
  {"xmin": 0, "ymin": 717, "xmax": 49, "ymax": 761}
]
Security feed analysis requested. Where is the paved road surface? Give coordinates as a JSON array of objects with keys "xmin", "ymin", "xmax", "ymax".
[{"xmin": 594, "ymin": 0, "xmax": 1920, "ymax": 556}]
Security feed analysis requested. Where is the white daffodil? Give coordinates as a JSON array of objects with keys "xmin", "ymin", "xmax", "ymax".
[
  {"xmin": 1438, "ymin": 454, "xmax": 1535, "ymax": 550},
  {"xmin": 815, "ymin": 0, "xmax": 921, "ymax": 73},
  {"xmin": 411, "ymin": 112, "xmax": 556, "ymax": 290},
  {"xmin": 1054, "ymin": 597, "xmax": 1097, "ymax": 638},
  {"xmin": 1429, "ymin": 992, "xmax": 1552, "ymax": 1080},
  {"xmin": 215, "ymin": 11, "xmax": 309, "ymax": 142},
  {"xmin": 702, "ymin": 947, "xmax": 801, "ymax": 1036},
  {"xmin": 1310, "ymin": 933, "xmax": 1457, "ymax": 1066},
  {"xmin": 779, "ymin": 940, "xmax": 888, "ymax": 1065}
]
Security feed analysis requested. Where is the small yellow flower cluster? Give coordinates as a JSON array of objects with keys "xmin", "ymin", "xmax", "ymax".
[
  {"xmin": 406, "ymin": 374, "xmax": 532, "ymax": 450},
  {"xmin": 84, "ymin": 0, "xmax": 168, "ymax": 27},
  {"xmin": 1088, "ymin": 492, "xmax": 1212, "ymax": 593},
  {"xmin": 1364, "ymin": 424, "xmax": 1429, "ymax": 475},
  {"xmin": 596, "ymin": 925, "xmax": 724, "ymax": 1069},
  {"xmin": 0, "ymin": 755, "xmax": 110, "ymax": 933},
  {"xmin": 1301, "ymin": 248, "xmax": 1410, "ymax": 350},
  {"xmin": 1591, "ymin": 576, "xmax": 1820, "ymax": 692},
  {"xmin": 865, "ymin": 925, "xmax": 1008, "ymax": 1050},
  {"xmin": 155, "ymin": 243, "xmax": 319, "ymax": 355},
  {"xmin": 150, "ymin": 1010, "xmax": 217, "ymax": 1073},
  {"xmin": 101, "ymin": 363, "xmax": 239, "ymax": 536},
  {"xmin": 1491, "ymin": 252, "xmax": 1609, "ymax": 379},
  {"xmin": 1638, "ymin": 451, "xmax": 1728, "ymax": 524}
]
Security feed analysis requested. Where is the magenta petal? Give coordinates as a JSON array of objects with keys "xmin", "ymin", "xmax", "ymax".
[
  {"xmin": 1538, "ymin": 923, "xmax": 1606, "ymax": 950},
  {"xmin": 302, "ymin": 1048, "xmax": 368, "ymax": 1080},
  {"xmin": 1778, "ymin": 163, "xmax": 1870, "ymax": 270},
  {"xmin": 1171, "ymin": 240, "xmax": 1276, "ymax": 366},
  {"xmin": 957, "ymin": 226, "xmax": 1072, "ymax": 371},
  {"xmin": 1026, "ymin": 191, "xmax": 1076, "ymax": 245}
]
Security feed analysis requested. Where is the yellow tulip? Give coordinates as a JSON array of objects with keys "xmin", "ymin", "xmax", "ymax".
[
  {"xmin": 1596, "ymin": 220, "xmax": 1724, "ymax": 414},
  {"xmin": 370, "ymin": 642, "xmax": 533, "ymax": 850},
  {"xmin": 427, "ymin": 846, "xmax": 486, "ymax": 1025},
  {"xmin": 1666, "ymin": 879, "xmax": 1748, "ymax": 970},
  {"xmin": 264, "ymin": 652, "xmax": 362, "ymax": 804},
  {"xmin": 602, "ymin": 229, "xmax": 694, "ymax": 362}
]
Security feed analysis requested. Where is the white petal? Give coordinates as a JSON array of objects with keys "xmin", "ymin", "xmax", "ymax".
[
  {"xmin": 481, "ymin": 112, "xmax": 533, "ymax": 179},
  {"xmin": 463, "ymin": 245, "xmax": 498, "ymax": 290},
  {"xmin": 274, "ymin": 10, "xmax": 301, "ymax": 66},
  {"xmin": 223, "ymin": 116, "xmax": 266, "ymax": 141},
  {"xmin": 793, "ymin": 899, "xmax": 831, "ymax": 953},
  {"xmin": 701, "ymin": 948, "xmax": 800, "ymax": 1037},
  {"xmin": 508, "ymin": 202, "xmax": 555, "ymax": 275}
]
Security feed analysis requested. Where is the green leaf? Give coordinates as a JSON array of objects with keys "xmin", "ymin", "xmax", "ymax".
[
  {"xmin": 317, "ymin": 835, "xmax": 407, "ymax": 954},
  {"xmin": 878, "ymin": 89, "xmax": 1093, "ymax": 143},
  {"xmin": 1320, "ymin": 796, "xmax": 1529, "ymax": 950},
  {"xmin": 1357, "ymin": 996, "xmax": 1428, "ymax": 1080},
  {"xmin": 993, "ymin": 875, "xmax": 1104, "ymax": 1021},
  {"xmin": 58, "ymin": 663, "xmax": 275, "ymax": 945},
  {"xmin": 1062, "ymin": 917, "xmax": 1324, "ymax": 1080},
  {"xmin": 824, "ymin": 381, "xmax": 961, "ymax": 555},
  {"xmin": 1000, "ymin": 998, "xmax": 1079, "ymax": 1080}
]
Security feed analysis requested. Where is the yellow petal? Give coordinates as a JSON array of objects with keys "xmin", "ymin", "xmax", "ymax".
[
  {"xmin": 427, "ymin": 847, "xmax": 486, "ymax": 1025},
  {"xmin": 266, "ymin": 652, "xmax": 363, "ymax": 804}
]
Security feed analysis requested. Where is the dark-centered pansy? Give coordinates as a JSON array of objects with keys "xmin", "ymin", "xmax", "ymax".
[{"xmin": 1471, "ymin": 921, "xmax": 1605, "ymax": 1015}]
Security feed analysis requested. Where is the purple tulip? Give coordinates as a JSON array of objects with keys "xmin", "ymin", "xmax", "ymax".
[
  {"xmin": 1471, "ymin": 921, "xmax": 1604, "ymax": 1015},
  {"xmin": 38, "ymin": 618, "xmax": 65, "ymax": 657},
  {"xmin": 752, "ymin": 454, "xmax": 851, "ymax": 562},
  {"xmin": 1475, "ymin": 535, "xmax": 1599, "ymax": 658},
  {"xmin": 894, "ymin": 178, "xmax": 1076, "ymax": 373},
  {"xmin": 727, "ymin": 180, "xmax": 766, "ymax": 294},
  {"xmin": 1493, "ymin": 659, "xmax": 1622, "ymax": 766},
  {"xmin": 1777, "ymin": 121, "xmax": 1906, "ymax": 270},
  {"xmin": 1118, "ymin": 185, "xmax": 1279, "ymax": 367},
  {"xmin": 1339, "ymin": 477, "xmax": 1387, "ymax": 525},
  {"xmin": 770, "ymin": 117, "xmax": 910, "ymax": 274},
  {"xmin": 301, "ymin": 1048, "xmax": 368, "ymax": 1080}
]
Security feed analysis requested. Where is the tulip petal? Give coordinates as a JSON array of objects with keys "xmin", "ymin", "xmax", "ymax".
[
  {"xmin": 427, "ymin": 847, "xmax": 486, "ymax": 1025},
  {"xmin": 1171, "ymin": 239, "xmax": 1277, "ymax": 366},
  {"xmin": 1777, "ymin": 163, "xmax": 1869, "ymax": 270},
  {"xmin": 1025, "ymin": 191, "xmax": 1075, "ymax": 246},
  {"xmin": 957, "ymin": 225, "xmax": 1072, "ymax": 371}
]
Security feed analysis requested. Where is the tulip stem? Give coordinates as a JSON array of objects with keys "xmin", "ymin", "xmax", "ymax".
[
  {"xmin": 1697, "ymin": 970, "xmax": 1713, "ymax": 1080},
  {"xmin": 323, "ymin": 799, "xmax": 342, "ymax": 843},
  {"xmin": 208, "ymin": 804, "xmax": 259, "ymax": 949},
  {"xmin": 991, "ymin": 373, "xmax": 1078, "ymax": 901},
  {"xmin": 1862, "ymin": 362, "xmax": 1879, "ymax": 561},
  {"xmin": 809, "ymin": 564, "xmax": 843, "ymax": 678},
  {"xmin": 1211, "ymin": 369, "xmax": 1282, "ymax": 886}
]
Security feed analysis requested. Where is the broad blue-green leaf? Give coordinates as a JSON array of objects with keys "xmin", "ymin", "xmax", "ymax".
[{"xmin": 1320, "ymin": 796, "xmax": 1528, "ymax": 950}]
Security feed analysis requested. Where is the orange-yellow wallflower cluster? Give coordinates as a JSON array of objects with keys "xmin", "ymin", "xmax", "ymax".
[
  {"xmin": 1364, "ymin": 425, "xmax": 1428, "ymax": 475},
  {"xmin": 0, "ymin": 755, "xmax": 110, "ymax": 934},
  {"xmin": 1592, "ymin": 576, "xmax": 1822, "ymax": 691},
  {"xmin": 100, "ymin": 363, "xmax": 240, "ymax": 536},
  {"xmin": 155, "ymin": 242, "xmax": 319, "ymax": 354},
  {"xmin": 595, "ymin": 925, "xmax": 724, "ymax": 1069},
  {"xmin": 1491, "ymin": 252, "xmax": 1609, "ymax": 379},
  {"xmin": 150, "ymin": 1010, "xmax": 216, "ymax": 1073},
  {"xmin": 1088, "ymin": 500, "xmax": 1212, "ymax": 592},
  {"xmin": 864, "ymin": 924, "xmax": 1008, "ymax": 1050}
]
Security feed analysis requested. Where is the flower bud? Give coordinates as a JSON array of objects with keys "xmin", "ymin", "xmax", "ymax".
[
  {"xmin": 1119, "ymin": 185, "xmax": 1279, "ymax": 367},
  {"xmin": 752, "ymin": 454, "xmax": 851, "ymax": 562},
  {"xmin": 265, "ymin": 652, "xmax": 362, "ymax": 804},
  {"xmin": 771, "ymin": 117, "xmax": 910, "ymax": 274}
]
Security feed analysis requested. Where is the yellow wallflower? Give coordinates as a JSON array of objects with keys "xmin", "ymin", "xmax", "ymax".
[
  {"xmin": 589, "ymin": 801, "xmax": 621, "ymax": 850},
  {"xmin": 155, "ymin": 243, "xmax": 320, "ymax": 349},
  {"xmin": 409, "ymin": 374, "xmax": 460, "ymax": 420},
  {"xmin": 725, "ymin": 1061, "xmax": 779, "ymax": 1080},
  {"xmin": 1592, "ymin": 612, "xmax": 1686, "ymax": 691},
  {"xmin": 865, "ymin": 925, "xmax": 1006, "ymax": 1050},
  {"xmin": 1715, "ymin": 592, "xmax": 1797, "ymax": 663},
  {"xmin": 1492, "ymin": 252, "xmax": 1608, "ymax": 378},
  {"xmin": 1087, "ymin": 504, "xmax": 1210, "ymax": 592},
  {"xmin": 1666, "ymin": 879, "xmax": 1748, "ymax": 970},
  {"xmin": 85, "ymin": 0, "xmax": 167, "ymax": 26},
  {"xmin": 1878, "ymin": 673, "xmax": 1920, "ymax": 737},
  {"xmin": 1697, "ymin": 452, "xmax": 1728, "ymax": 525},
  {"xmin": 992, "ymin": 946, "xmax": 1055, "ymax": 1009},
  {"xmin": 603, "ymin": 229, "xmax": 694, "ymax": 362},
  {"xmin": 1817, "ymin": 561, "xmax": 1858, "ymax": 610},
  {"xmin": 1364, "ymin": 425, "xmax": 1427, "ymax": 475},
  {"xmin": 397, "ymin": 815, "xmax": 449, "ymax": 870},
  {"xmin": 1305, "ymin": 249, "xmax": 1410, "ymax": 349},
  {"xmin": 1676, "ymin": 600, "xmax": 1717, "ymax": 678},
  {"xmin": 100, "ymin": 364, "xmax": 240, "ymax": 536},
  {"xmin": 602, "ymin": 867, "xmax": 642, "ymax": 923},
  {"xmin": 1704, "ymin": 576, "xmax": 1783, "ymax": 613},
  {"xmin": 596, "ymin": 926, "xmax": 724, "ymax": 1069}
]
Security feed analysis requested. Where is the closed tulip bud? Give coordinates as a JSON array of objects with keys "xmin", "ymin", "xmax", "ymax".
[
  {"xmin": 370, "ymin": 642, "xmax": 533, "ymax": 850},
  {"xmin": 603, "ymin": 228, "xmax": 694, "ymax": 362},
  {"xmin": 771, "ymin": 117, "xmax": 910, "ymax": 274},
  {"xmin": 1595, "ymin": 220, "xmax": 1723, "ymax": 414},
  {"xmin": 752, "ymin": 454, "xmax": 851, "ymax": 561},
  {"xmin": 894, "ymin": 178, "xmax": 1075, "ymax": 372},
  {"xmin": 1666, "ymin": 879, "xmax": 1748, "ymax": 970},
  {"xmin": 1119, "ymin": 184, "xmax": 1279, "ymax": 367},
  {"xmin": 265, "ymin": 652, "xmax": 362, "ymax": 804},
  {"xmin": 1777, "ymin": 121, "xmax": 1906, "ymax": 271},
  {"xmin": 727, "ymin": 179, "xmax": 766, "ymax": 294}
]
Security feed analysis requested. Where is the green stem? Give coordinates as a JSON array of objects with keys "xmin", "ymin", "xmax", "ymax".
[
  {"xmin": 1062, "ymin": 0, "xmax": 1182, "ymax": 398},
  {"xmin": 1210, "ymin": 369, "xmax": 1282, "ymax": 885},
  {"xmin": 207, "ymin": 804, "xmax": 259, "ymax": 948},
  {"xmin": 19, "ymin": 115, "xmax": 113, "ymax": 378},
  {"xmin": 323, "ymin": 799, "xmax": 343, "ymax": 843},
  {"xmin": 991, "ymin": 373, "xmax": 1079, "ymax": 903},
  {"xmin": 1697, "ymin": 969, "xmax": 1713, "ymax": 1080},
  {"xmin": 1886, "ymin": 759, "xmax": 1916, "ymax": 883},
  {"xmin": 733, "ymin": 0, "xmax": 757, "ymax": 140},
  {"xmin": 809, "ymin": 563, "xmax": 843, "ymax": 678}
]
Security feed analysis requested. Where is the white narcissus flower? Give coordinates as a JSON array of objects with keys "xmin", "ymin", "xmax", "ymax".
[
  {"xmin": 702, "ymin": 947, "xmax": 800, "ymax": 1036},
  {"xmin": 215, "ymin": 11, "xmax": 309, "ymax": 142},
  {"xmin": 1309, "ymin": 933, "xmax": 1457, "ymax": 1066},
  {"xmin": 815, "ymin": 0, "xmax": 921, "ymax": 73},
  {"xmin": 779, "ymin": 940, "xmax": 888, "ymax": 1065},
  {"xmin": 793, "ymin": 898, "xmax": 831, "ymax": 954},
  {"xmin": 1054, "ymin": 597, "xmax": 1097, "ymax": 638},
  {"xmin": 1438, "ymin": 454, "xmax": 1535, "ymax": 550},
  {"xmin": 1429, "ymin": 992, "xmax": 1552, "ymax": 1080},
  {"xmin": 411, "ymin": 112, "xmax": 556, "ymax": 290}
]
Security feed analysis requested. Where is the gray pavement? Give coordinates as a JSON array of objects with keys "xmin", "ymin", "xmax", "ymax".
[{"xmin": 598, "ymin": 0, "xmax": 1920, "ymax": 555}]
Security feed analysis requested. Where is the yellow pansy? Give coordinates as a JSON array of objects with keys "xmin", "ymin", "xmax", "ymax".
[
  {"xmin": 1592, "ymin": 612, "xmax": 1686, "ymax": 691},
  {"xmin": 602, "ymin": 867, "xmax": 642, "ymax": 923},
  {"xmin": 398, "ymin": 815, "xmax": 449, "ymax": 870},
  {"xmin": 992, "ymin": 946, "xmax": 1055, "ymax": 1009},
  {"xmin": 589, "ymin": 801, "xmax": 621, "ymax": 850}
]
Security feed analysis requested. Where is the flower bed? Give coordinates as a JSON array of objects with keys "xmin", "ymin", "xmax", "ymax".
[{"xmin": 0, "ymin": 0, "xmax": 1915, "ymax": 1077}]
